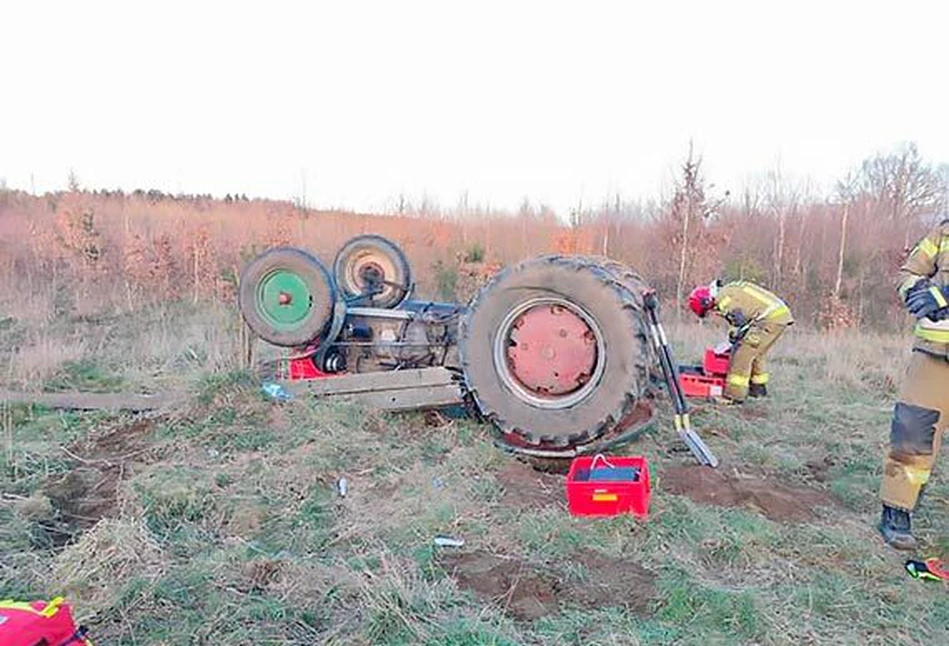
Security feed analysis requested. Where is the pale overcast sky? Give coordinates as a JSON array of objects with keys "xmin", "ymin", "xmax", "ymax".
[{"xmin": 1, "ymin": 0, "xmax": 947, "ymax": 214}]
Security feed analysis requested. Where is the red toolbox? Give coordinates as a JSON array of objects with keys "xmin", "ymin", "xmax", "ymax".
[
  {"xmin": 677, "ymin": 345, "xmax": 730, "ymax": 400},
  {"xmin": 679, "ymin": 370, "xmax": 724, "ymax": 399},
  {"xmin": 566, "ymin": 454, "xmax": 650, "ymax": 517},
  {"xmin": 703, "ymin": 346, "xmax": 731, "ymax": 375}
]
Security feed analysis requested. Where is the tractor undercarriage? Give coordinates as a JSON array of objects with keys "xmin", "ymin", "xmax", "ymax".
[{"xmin": 239, "ymin": 234, "xmax": 717, "ymax": 468}]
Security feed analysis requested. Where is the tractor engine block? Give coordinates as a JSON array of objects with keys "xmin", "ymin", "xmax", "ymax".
[{"xmin": 332, "ymin": 301, "xmax": 465, "ymax": 373}]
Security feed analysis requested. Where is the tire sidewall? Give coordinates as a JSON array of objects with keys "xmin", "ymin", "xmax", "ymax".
[
  {"xmin": 238, "ymin": 247, "xmax": 336, "ymax": 347},
  {"xmin": 332, "ymin": 234, "xmax": 412, "ymax": 308},
  {"xmin": 460, "ymin": 257, "xmax": 645, "ymax": 443}
]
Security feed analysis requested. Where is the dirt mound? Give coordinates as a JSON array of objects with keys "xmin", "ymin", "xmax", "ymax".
[
  {"xmin": 569, "ymin": 551, "xmax": 656, "ymax": 613},
  {"xmin": 660, "ymin": 465, "xmax": 835, "ymax": 522},
  {"xmin": 495, "ymin": 461, "xmax": 564, "ymax": 510},
  {"xmin": 438, "ymin": 549, "xmax": 656, "ymax": 621},
  {"xmin": 41, "ymin": 418, "xmax": 159, "ymax": 544}
]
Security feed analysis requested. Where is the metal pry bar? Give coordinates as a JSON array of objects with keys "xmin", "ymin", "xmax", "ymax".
[{"xmin": 642, "ymin": 289, "xmax": 720, "ymax": 468}]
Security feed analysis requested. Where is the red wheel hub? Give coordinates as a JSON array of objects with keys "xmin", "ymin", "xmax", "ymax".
[{"xmin": 506, "ymin": 303, "xmax": 597, "ymax": 396}]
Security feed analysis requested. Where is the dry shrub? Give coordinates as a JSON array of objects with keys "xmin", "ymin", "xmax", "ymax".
[
  {"xmin": 8, "ymin": 333, "xmax": 88, "ymax": 389},
  {"xmin": 48, "ymin": 517, "xmax": 165, "ymax": 617},
  {"xmin": 453, "ymin": 253, "xmax": 502, "ymax": 303},
  {"xmin": 0, "ymin": 187, "xmax": 933, "ymax": 331},
  {"xmin": 818, "ymin": 295, "xmax": 859, "ymax": 331}
]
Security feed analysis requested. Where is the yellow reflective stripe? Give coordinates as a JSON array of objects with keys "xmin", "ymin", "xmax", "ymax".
[
  {"xmin": 740, "ymin": 284, "xmax": 789, "ymax": 319},
  {"xmin": 939, "ymin": 236, "xmax": 949, "ymax": 253},
  {"xmin": 0, "ymin": 597, "xmax": 63, "ymax": 617},
  {"xmin": 751, "ymin": 373, "xmax": 769, "ymax": 385},
  {"xmin": 727, "ymin": 374, "xmax": 750, "ymax": 386},
  {"xmin": 740, "ymin": 285, "xmax": 774, "ymax": 305},
  {"xmin": 915, "ymin": 323, "xmax": 949, "ymax": 343},
  {"xmin": 717, "ymin": 295, "xmax": 732, "ymax": 310},
  {"xmin": 40, "ymin": 597, "xmax": 64, "ymax": 618},
  {"xmin": 931, "ymin": 286, "xmax": 948, "ymax": 309},
  {"xmin": 918, "ymin": 238, "xmax": 939, "ymax": 258},
  {"xmin": 0, "ymin": 600, "xmax": 43, "ymax": 614},
  {"xmin": 766, "ymin": 304, "xmax": 790, "ymax": 319},
  {"xmin": 904, "ymin": 466, "xmax": 931, "ymax": 487}
]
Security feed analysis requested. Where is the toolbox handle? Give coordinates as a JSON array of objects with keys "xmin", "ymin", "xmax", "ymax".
[{"xmin": 590, "ymin": 454, "xmax": 616, "ymax": 470}]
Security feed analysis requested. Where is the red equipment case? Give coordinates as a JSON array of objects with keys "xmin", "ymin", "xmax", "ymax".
[
  {"xmin": 678, "ymin": 345, "xmax": 730, "ymax": 400},
  {"xmin": 0, "ymin": 597, "xmax": 92, "ymax": 646},
  {"xmin": 566, "ymin": 454, "xmax": 651, "ymax": 517}
]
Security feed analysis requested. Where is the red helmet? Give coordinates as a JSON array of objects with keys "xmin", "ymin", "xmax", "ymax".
[{"xmin": 688, "ymin": 286, "xmax": 714, "ymax": 317}]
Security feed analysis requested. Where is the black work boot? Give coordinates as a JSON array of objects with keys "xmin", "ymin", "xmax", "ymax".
[
  {"xmin": 878, "ymin": 504, "xmax": 917, "ymax": 550},
  {"xmin": 749, "ymin": 383, "xmax": 767, "ymax": 398}
]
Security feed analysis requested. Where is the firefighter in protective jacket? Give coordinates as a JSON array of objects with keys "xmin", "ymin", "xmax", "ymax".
[
  {"xmin": 878, "ymin": 219, "xmax": 949, "ymax": 550},
  {"xmin": 688, "ymin": 279, "xmax": 793, "ymax": 402}
]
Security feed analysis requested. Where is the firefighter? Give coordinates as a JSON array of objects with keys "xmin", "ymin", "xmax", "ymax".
[
  {"xmin": 878, "ymin": 219, "xmax": 949, "ymax": 550},
  {"xmin": 687, "ymin": 279, "xmax": 793, "ymax": 403}
]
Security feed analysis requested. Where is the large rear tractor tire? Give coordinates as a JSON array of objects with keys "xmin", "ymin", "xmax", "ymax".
[
  {"xmin": 459, "ymin": 255, "xmax": 655, "ymax": 454},
  {"xmin": 238, "ymin": 246, "xmax": 337, "ymax": 347},
  {"xmin": 333, "ymin": 234, "xmax": 413, "ymax": 308}
]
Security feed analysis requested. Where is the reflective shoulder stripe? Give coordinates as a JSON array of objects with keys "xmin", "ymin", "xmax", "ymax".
[
  {"xmin": 740, "ymin": 283, "xmax": 780, "ymax": 306},
  {"xmin": 764, "ymin": 303, "xmax": 790, "ymax": 320},
  {"xmin": 918, "ymin": 237, "xmax": 939, "ymax": 258},
  {"xmin": 939, "ymin": 236, "xmax": 949, "ymax": 253},
  {"xmin": 931, "ymin": 286, "xmax": 949, "ymax": 309},
  {"xmin": 717, "ymin": 295, "xmax": 732, "ymax": 310}
]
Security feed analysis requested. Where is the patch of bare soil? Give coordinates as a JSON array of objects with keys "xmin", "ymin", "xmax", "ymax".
[
  {"xmin": 438, "ymin": 549, "xmax": 656, "ymax": 621},
  {"xmin": 495, "ymin": 461, "xmax": 564, "ymax": 510},
  {"xmin": 41, "ymin": 418, "xmax": 159, "ymax": 544},
  {"xmin": 661, "ymin": 464, "xmax": 835, "ymax": 522},
  {"xmin": 737, "ymin": 406, "xmax": 769, "ymax": 420}
]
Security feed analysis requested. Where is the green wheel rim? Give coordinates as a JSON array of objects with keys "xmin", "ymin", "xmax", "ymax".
[{"xmin": 256, "ymin": 269, "xmax": 312, "ymax": 330}]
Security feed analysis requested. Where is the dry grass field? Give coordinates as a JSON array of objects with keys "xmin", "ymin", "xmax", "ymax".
[{"xmin": 2, "ymin": 295, "xmax": 947, "ymax": 645}]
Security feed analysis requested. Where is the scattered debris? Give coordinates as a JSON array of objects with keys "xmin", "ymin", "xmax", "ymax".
[
  {"xmin": 261, "ymin": 382, "xmax": 292, "ymax": 402},
  {"xmin": 433, "ymin": 535, "xmax": 465, "ymax": 547},
  {"xmin": 906, "ymin": 558, "xmax": 949, "ymax": 582}
]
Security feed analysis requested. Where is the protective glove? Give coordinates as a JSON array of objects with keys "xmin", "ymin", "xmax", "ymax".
[
  {"xmin": 906, "ymin": 282, "xmax": 949, "ymax": 321},
  {"xmin": 725, "ymin": 309, "xmax": 749, "ymax": 329}
]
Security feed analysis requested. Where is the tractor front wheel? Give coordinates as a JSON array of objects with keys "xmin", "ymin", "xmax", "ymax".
[{"xmin": 238, "ymin": 246, "xmax": 337, "ymax": 347}]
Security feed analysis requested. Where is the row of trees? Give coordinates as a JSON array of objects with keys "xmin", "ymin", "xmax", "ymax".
[
  {"xmin": 1, "ymin": 142, "xmax": 946, "ymax": 331},
  {"xmin": 557, "ymin": 141, "xmax": 948, "ymax": 329}
]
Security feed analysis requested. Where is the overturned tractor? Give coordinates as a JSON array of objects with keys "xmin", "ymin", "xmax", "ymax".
[{"xmin": 238, "ymin": 234, "xmax": 716, "ymax": 466}]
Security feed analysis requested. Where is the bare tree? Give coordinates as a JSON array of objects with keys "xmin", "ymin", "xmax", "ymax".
[
  {"xmin": 857, "ymin": 142, "xmax": 944, "ymax": 247},
  {"xmin": 667, "ymin": 141, "xmax": 722, "ymax": 320}
]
